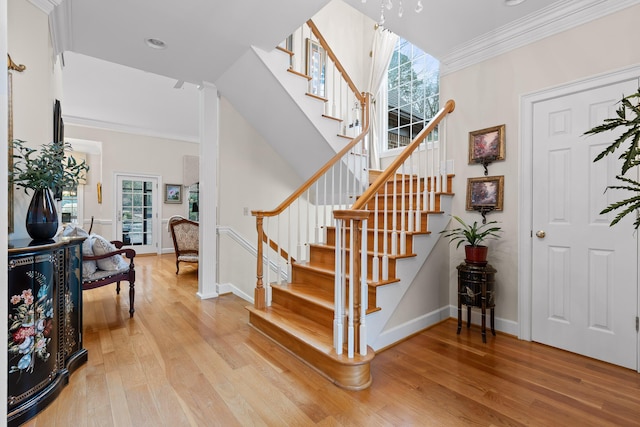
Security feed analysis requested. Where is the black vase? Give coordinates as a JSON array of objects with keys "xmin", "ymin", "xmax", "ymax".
[{"xmin": 26, "ymin": 188, "xmax": 59, "ymax": 240}]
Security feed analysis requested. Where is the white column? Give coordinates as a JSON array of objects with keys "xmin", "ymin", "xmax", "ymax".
[{"xmin": 197, "ymin": 82, "xmax": 219, "ymax": 299}]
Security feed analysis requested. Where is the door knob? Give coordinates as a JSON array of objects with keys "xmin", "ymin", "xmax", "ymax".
[{"xmin": 536, "ymin": 230, "xmax": 546, "ymax": 238}]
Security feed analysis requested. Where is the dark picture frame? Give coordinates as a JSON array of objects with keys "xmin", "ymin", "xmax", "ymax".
[
  {"xmin": 468, "ymin": 124, "xmax": 505, "ymax": 164},
  {"xmin": 466, "ymin": 176, "xmax": 504, "ymax": 211},
  {"xmin": 53, "ymin": 99, "xmax": 64, "ymax": 200},
  {"xmin": 53, "ymin": 99, "xmax": 63, "ymax": 145},
  {"xmin": 164, "ymin": 184, "xmax": 182, "ymax": 204}
]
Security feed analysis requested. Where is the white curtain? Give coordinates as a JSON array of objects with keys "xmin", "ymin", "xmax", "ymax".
[{"xmin": 367, "ymin": 27, "xmax": 399, "ymax": 170}]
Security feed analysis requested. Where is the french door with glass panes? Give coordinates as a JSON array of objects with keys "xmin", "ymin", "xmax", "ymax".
[{"xmin": 115, "ymin": 175, "xmax": 159, "ymax": 254}]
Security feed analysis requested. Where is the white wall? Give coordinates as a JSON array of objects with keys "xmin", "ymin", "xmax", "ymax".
[
  {"xmin": 312, "ymin": 0, "xmax": 375, "ymax": 92},
  {"xmin": 8, "ymin": 0, "xmax": 63, "ymax": 240},
  {"xmin": 64, "ymin": 125, "xmax": 199, "ymax": 249},
  {"xmin": 217, "ymin": 97, "xmax": 303, "ymax": 298},
  {"xmin": 441, "ymin": 5, "xmax": 640, "ymax": 323}
]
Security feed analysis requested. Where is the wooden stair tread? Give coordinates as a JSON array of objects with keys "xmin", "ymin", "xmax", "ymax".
[
  {"xmin": 306, "ymin": 92, "xmax": 328, "ymax": 102},
  {"xmin": 308, "ymin": 243, "xmax": 421, "ymax": 260},
  {"xmin": 295, "ymin": 260, "xmax": 401, "ymax": 287},
  {"xmin": 287, "ymin": 68, "xmax": 311, "ymax": 80},
  {"xmin": 246, "ymin": 304, "xmax": 374, "ymax": 363},
  {"xmin": 322, "ymin": 114, "xmax": 342, "ymax": 122},
  {"xmin": 276, "ymin": 46, "xmax": 293, "ymax": 56}
]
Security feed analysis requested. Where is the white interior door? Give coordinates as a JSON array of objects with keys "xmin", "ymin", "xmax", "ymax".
[
  {"xmin": 115, "ymin": 175, "xmax": 159, "ymax": 255},
  {"xmin": 531, "ymin": 78, "xmax": 639, "ymax": 370}
]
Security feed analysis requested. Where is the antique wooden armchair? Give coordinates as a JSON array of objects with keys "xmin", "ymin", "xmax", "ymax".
[
  {"xmin": 82, "ymin": 240, "xmax": 136, "ymax": 317},
  {"xmin": 168, "ymin": 216, "xmax": 199, "ymax": 274}
]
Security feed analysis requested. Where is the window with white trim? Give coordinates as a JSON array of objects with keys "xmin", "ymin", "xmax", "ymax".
[{"xmin": 386, "ymin": 38, "xmax": 440, "ymax": 150}]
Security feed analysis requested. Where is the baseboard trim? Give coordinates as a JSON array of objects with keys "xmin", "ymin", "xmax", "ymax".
[
  {"xmin": 218, "ymin": 282, "xmax": 253, "ymax": 304},
  {"xmin": 448, "ymin": 305, "xmax": 519, "ymax": 337},
  {"xmin": 371, "ymin": 306, "xmax": 450, "ymax": 351}
]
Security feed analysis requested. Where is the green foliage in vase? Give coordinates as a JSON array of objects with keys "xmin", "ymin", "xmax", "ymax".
[
  {"xmin": 10, "ymin": 139, "xmax": 89, "ymax": 194},
  {"xmin": 584, "ymin": 89, "xmax": 640, "ymax": 228},
  {"xmin": 440, "ymin": 215, "xmax": 502, "ymax": 248}
]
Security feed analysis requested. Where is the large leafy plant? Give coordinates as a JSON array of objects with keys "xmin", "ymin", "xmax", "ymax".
[
  {"xmin": 440, "ymin": 215, "xmax": 502, "ymax": 248},
  {"xmin": 11, "ymin": 139, "xmax": 89, "ymax": 193},
  {"xmin": 584, "ymin": 89, "xmax": 640, "ymax": 228}
]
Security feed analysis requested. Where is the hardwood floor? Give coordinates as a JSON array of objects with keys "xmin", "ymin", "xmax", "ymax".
[{"xmin": 25, "ymin": 254, "xmax": 640, "ymax": 426}]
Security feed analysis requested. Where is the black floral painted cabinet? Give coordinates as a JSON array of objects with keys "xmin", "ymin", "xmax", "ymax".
[{"xmin": 7, "ymin": 237, "xmax": 88, "ymax": 426}]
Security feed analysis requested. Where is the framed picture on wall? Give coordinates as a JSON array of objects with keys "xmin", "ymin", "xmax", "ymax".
[
  {"xmin": 165, "ymin": 184, "xmax": 182, "ymax": 204},
  {"xmin": 466, "ymin": 176, "xmax": 504, "ymax": 211},
  {"xmin": 468, "ymin": 124, "xmax": 505, "ymax": 164}
]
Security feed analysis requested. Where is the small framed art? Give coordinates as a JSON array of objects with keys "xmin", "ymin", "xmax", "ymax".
[
  {"xmin": 469, "ymin": 125, "xmax": 505, "ymax": 164},
  {"xmin": 165, "ymin": 184, "xmax": 182, "ymax": 204},
  {"xmin": 466, "ymin": 176, "xmax": 504, "ymax": 211}
]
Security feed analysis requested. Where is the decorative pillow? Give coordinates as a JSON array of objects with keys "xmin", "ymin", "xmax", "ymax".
[
  {"xmin": 91, "ymin": 235, "xmax": 129, "ymax": 271},
  {"xmin": 62, "ymin": 225, "xmax": 97, "ymax": 278}
]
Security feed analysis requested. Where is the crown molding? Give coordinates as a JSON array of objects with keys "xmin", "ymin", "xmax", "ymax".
[
  {"xmin": 28, "ymin": 0, "xmax": 63, "ymax": 14},
  {"xmin": 440, "ymin": 0, "xmax": 640, "ymax": 75},
  {"xmin": 63, "ymin": 114, "xmax": 200, "ymax": 144},
  {"xmin": 49, "ymin": 0, "xmax": 72, "ymax": 56},
  {"xmin": 28, "ymin": 0, "xmax": 72, "ymax": 55}
]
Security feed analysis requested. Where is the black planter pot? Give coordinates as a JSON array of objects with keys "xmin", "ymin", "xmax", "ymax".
[{"xmin": 26, "ymin": 188, "xmax": 59, "ymax": 240}]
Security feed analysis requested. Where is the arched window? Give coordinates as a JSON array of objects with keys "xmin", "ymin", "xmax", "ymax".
[{"xmin": 386, "ymin": 38, "xmax": 439, "ymax": 150}]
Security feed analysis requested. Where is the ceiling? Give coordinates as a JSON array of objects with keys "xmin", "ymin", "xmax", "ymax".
[
  {"xmin": 56, "ymin": 0, "xmax": 581, "ymax": 85},
  {"xmin": 46, "ymin": 0, "xmax": 639, "ymax": 142}
]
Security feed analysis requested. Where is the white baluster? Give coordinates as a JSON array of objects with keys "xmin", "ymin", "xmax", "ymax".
[
  {"xmin": 400, "ymin": 162, "xmax": 406, "ymax": 254},
  {"xmin": 334, "ymin": 218, "xmax": 343, "ymax": 354},
  {"xmin": 382, "ymin": 181, "xmax": 389, "ymax": 281},
  {"xmin": 348, "ymin": 218, "xmax": 355, "ymax": 359},
  {"xmin": 360, "ymin": 218, "xmax": 368, "ymax": 356}
]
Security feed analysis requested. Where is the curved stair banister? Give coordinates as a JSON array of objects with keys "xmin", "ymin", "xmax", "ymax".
[
  {"xmin": 252, "ymin": 94, "xmax": 370, "ymax": 309},
  {"xmin": 333, "ymin": 99, "xmax": 456, "ymax": 357}
]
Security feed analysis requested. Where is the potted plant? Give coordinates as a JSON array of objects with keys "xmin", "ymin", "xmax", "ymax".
[
  {"xmin": 440, "ymin": 215, "xmax": 502, "ymax": 264},
  {"xmin": 584, "ymin": 88, "xmax": 640, "ymax": 229},
  {"xmin": 10, "ymin": 139, "xmax": 89, "ymax": 240}
]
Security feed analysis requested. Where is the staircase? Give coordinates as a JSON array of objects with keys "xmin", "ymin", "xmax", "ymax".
[
  {"xmin": 227, "ymin": 20, "xmax": 456, "ymax": 390},
  {"xmin": 246, "ymin": 172, "xmax": 454, "ymax": 390}
]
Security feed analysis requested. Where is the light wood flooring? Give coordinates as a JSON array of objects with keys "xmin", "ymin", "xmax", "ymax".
[{"xmin": 24, "ymin": 254, "xmax": 640, "ymax": 426}]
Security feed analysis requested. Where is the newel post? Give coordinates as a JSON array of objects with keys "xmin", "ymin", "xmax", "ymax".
[
  {"xmin": 254, "ymin": 212, "xmax": 266, "ymax": 309},
  {"xmin": 334, "ymin": 210, "xmax": 369, "ymax": 357}
]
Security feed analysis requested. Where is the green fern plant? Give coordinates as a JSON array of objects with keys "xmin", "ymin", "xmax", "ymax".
[{"xmin": 584, "ymin": 88, "xmax": 640, "ymax": 228}]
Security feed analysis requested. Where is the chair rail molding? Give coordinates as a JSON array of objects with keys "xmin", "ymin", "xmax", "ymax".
[{"xmin": 217, "ymin": 226, "xmax": 289, "ymax": 281}]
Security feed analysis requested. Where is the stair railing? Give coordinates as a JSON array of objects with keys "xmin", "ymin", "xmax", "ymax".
[
  {"xmin": 334, "ymin": 99, "xmax": 456, "ymax": 357},
  {"xmin": 252, "ymin": 96, "xmax": 370, "ymax": 309},
  {"xmin": 253, "ymin": 19, "xmax": 368, "ymax": 310},
  {"xmin": 280, "ymin": 19, "xmax": 364, "ymax": 134}
]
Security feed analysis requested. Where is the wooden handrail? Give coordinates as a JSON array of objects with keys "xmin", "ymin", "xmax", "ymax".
[
  {"xmin": 306, "ymin": 19, "xmax": 365, "ymax": 105},
  {"xmin": 350, "ymin": 99, "xmax": 456, "ymax": 210},
  {"xmin": 252, "ymin": 93, "xmax": 370, "ymax": 219}
]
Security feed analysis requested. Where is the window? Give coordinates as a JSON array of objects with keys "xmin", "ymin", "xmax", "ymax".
[
  {"xmin": 386, "ymin": 38, "xmax": 439, "ymax": 150},
  {"xmin": 60, "ymin": 188, "xmax": 78, "ymax": 223},
  {"xmin": 120, "ymin": 179, "xmax": 154, "ymax": 246}
]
